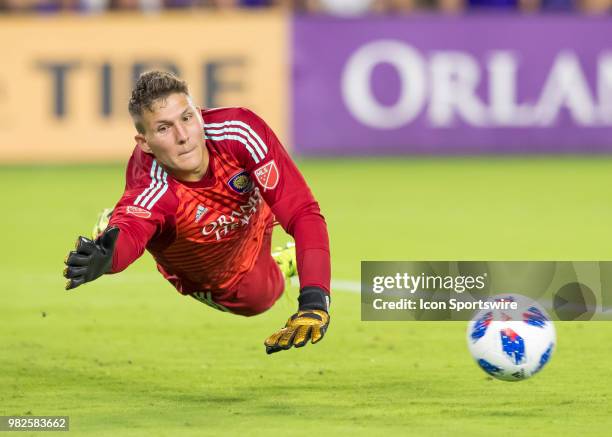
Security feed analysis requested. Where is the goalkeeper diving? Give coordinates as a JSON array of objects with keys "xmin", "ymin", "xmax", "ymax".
[{"xmin": 63, "ymin": 71, "xmax": 331, "ymax": 354}]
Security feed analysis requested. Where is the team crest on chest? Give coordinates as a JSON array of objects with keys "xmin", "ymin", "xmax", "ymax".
[
  {"xmin": 194, "ymin": 204, "xmax": 208, "ymax": 223},
  {"xmin": 227, "ymin": 170, "xmax": 254, "ymax": 194}
]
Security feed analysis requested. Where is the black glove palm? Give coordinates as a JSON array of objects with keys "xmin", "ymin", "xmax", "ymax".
[{"xmin": 63, "ymin": 226, "xmax": 120, "ymax": 290}]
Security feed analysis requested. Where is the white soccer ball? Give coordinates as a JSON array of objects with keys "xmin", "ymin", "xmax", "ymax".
[{"xmin": 466, "ymin": 294, "xmax": 556, "ymax": 381}]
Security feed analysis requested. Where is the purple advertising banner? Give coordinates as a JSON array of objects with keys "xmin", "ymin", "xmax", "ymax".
[{"xmin": 292, "ymin": 15, "xmax": 612, "ymax": 155}]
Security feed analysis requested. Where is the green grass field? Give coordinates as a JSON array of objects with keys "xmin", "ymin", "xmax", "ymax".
[{"xmin": 2, "ymin": 157, "xmax": 612, "ymax": 436}]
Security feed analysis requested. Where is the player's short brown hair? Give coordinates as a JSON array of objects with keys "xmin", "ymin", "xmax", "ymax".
[{"xmin": 128, "ymin": 70, "xmax": 189, "ymax": 134}]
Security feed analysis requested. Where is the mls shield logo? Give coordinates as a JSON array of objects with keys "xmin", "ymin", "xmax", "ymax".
[
  {"xmin": 254, "ymin": 160, "xmax": 279, "ymax": 191},
  {"xmin": 195, "ymin": 205, "xmax": 208, "ymax": 223}
]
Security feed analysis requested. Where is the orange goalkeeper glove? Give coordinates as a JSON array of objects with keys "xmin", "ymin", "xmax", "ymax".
[{"xmin": 264, "ymin": 287, "xmax": 330, "ymax": 354}]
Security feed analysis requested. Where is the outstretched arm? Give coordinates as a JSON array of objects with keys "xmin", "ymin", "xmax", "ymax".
[
  {"xmin": 63, "ymin": 177, "xmax": 173, "ymax": 289},
  {"xmin": 223, "ymin": 108, "xmax": 331, "ymax": 353}
]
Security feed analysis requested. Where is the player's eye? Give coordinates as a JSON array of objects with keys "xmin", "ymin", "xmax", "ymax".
[
  {"xmin": 157, "ymin": 125, "xmax": 168, "ymax": 134},
  {"xmin": 183, "ymin": 114, "xmax": 193, "ymax": 122}
]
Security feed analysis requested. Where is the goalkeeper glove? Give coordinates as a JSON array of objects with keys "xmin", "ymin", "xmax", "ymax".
[
  {"xmin": 264, "ymin": 286, "xmax": 330, "ymax": 354},
  {"xmin": 63, "ymin": 226, "xmax": 120, "ymax": 290}
]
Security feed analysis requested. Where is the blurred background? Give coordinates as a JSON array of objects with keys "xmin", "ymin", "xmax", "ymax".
[
  {"xmin": 2, "ymin": 0, "xmax": 612, "ymax": 162},
  {"xmin": 1, "ymin": 0, "xmax": 611, "ymax": 15}
]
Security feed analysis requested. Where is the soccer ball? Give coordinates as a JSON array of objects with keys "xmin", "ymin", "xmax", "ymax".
[{"xmin": 466, "ymin": 294, "xmax": 556, "ymax": 381}]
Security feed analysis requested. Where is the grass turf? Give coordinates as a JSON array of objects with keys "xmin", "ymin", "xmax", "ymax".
[{"xmin": 1, "ymin": 157, "xmax": 612, "ymax": 435}]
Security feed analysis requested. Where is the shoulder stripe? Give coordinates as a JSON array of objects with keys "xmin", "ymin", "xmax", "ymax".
[
  {"xmin": 205, "ymin": 133, "xmax": 261, "ymax": 164},
  {"xmin": 206, "ymin": 120, "xmax": 269, "ymax": 154},
  {"xmin": 133, "ymin": 159, "xmax": 169, "ymax": 211},
  {"xmin": 204, "ymin": 120, "xmax": 268, "ymax": 162},
  {"xmin": 133, "ymin": 160, "xmax": 158, "ymax": 206},
  {"xmin": 138, "ymin": 164, "xmax": 166, "ymax": 209},
  {"xmin": 205, "ymin": 126, "xmax": 265, "ymax": 160},
  {"xmin": 145, "ymin": 171, "xmax": 168, "ymax": 210}
]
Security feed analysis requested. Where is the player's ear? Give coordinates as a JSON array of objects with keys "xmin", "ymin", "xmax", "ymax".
[{"xmin": 135, "ymin": 134, "xmax": 152, "ymax": 154}]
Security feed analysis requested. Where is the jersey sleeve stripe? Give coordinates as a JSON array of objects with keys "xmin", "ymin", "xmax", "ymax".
[
  {"xmin": 134, "ymin": 160, "xmax": 158, "ymax": 206},
  {"xmin": 205, "ymin": 126, "xmax": 265, "ymax": 160},
  {"xmin": 231, "ymin": 120, "xmax": 268, "ymax": 154},
  {"xmin": 207, "ymin": 120, "xmax": 269, "ymax": 154},
  {"xmin": 135, "ymin": 161, "xmax": 168, "ymax": 210},
  {"xmin": 204, "ymin": 120, "xmax": 268, "ymax": 160},
  {"xmin": 140, "ymin": 164, "xmax": 166, "ymax": 208},
  {"xmin": 205, "ymin": 133, "xmax": 262, "ymax": 164},
  {"xmin": 145, "ymin": 171, "xmax": 169, "ymax": 210}
]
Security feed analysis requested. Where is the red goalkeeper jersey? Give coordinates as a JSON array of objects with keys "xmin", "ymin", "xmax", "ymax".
[{"xmin": 108, "ymin": 107, "xmax": 330, "ymax": 296}]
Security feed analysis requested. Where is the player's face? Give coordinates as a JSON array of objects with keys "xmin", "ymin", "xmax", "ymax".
[{"xmin": 135, "ymin": 93, "xmax": 206, "ymax": 181}]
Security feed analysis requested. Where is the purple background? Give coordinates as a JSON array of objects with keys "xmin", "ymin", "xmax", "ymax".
[{"xmin": 292, "ymin": 15, "xmax": 612, "ymax": 155}]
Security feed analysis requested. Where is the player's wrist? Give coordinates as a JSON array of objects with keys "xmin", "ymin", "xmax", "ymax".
[{"xmin": 298, "ymin": 286, "xmax": 330, "ymax": 312}]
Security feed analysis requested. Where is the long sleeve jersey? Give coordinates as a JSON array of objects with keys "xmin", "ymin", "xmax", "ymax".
[{"xmin": 107, "ymin": 107, "xmax": 331, "ymax": 296}]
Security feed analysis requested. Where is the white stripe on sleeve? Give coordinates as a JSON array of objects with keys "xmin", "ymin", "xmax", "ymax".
[
  {"xmin": 204, "ymin": 119, "xmax": 269, "ymax": 162},
  {"xmin": 145, "ymin": 171, "xmax": 169, "ymax": 210},
  {"xmin": 134, "ymin": 160, "xmax": 158, "ymax": 206}
]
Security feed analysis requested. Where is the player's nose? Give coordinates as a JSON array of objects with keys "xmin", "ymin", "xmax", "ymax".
[{"xmin": 175, "ymin": 124, "xmax": 189, "ymax": 144}]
